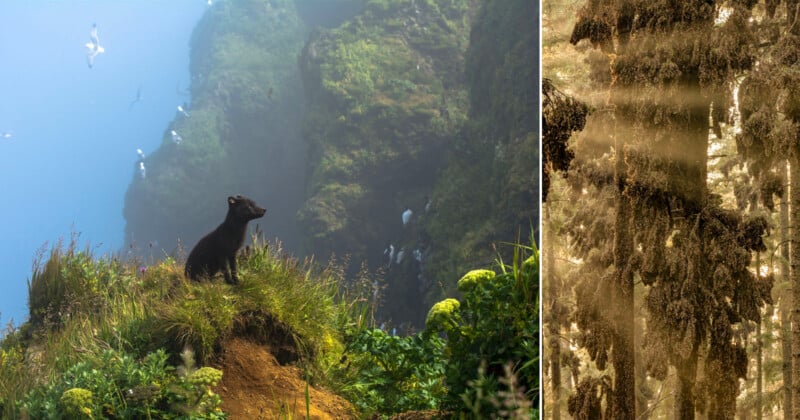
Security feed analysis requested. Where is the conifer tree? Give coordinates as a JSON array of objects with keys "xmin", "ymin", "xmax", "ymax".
[{"xmin": 567, "ymin": 2, "xmax": 771, "ymax": 418}]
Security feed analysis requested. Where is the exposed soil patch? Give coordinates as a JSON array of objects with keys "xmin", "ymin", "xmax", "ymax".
[{"xmin": 214, "ymin": 338, "xmax": 356, "ymax": 419}]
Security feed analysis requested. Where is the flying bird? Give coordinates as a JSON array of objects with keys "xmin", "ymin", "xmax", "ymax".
[
  {"xmin": 129, "ymin": 86, "xmax": 142, "ymax": 110},
  {"xmin": 136, "ymin": 148, "xmax": 145, "ymax": 160},
  {"xmin": 171, "ymin": 130, "xmax": 183, "ymax": 144},
  {"xmin": 139, "ymin": 162, "xmax": 146, "ymax": 179},
  {"xmin": 402, "ymin": 209, "xmax": 413, "ymax": 226},
  {"xmin": 1, "ymin": 132, "xmax": 11, "ymax": 139},
  {"xmin": 385, "ymin": 244, "xmax": 395, "ymax": 267},
  {"xmin": 177, "ymin": 105, "xmax": 190, "ymax": 117},
  {"xmin": 85, "ymin": 24, "xmax": 105, "ymax": 68}
]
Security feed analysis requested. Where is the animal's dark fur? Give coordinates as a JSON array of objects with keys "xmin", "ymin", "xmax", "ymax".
[{"xmin": 185, "ymin": 195, "xmax": 266, "ymax": 284}]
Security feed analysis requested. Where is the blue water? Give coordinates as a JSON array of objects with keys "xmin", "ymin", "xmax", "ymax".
[{"xmin": 0, "ymin": 2, "xmax": 207, "ymax": 327}]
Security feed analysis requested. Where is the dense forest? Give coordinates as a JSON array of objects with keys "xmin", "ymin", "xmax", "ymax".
[
  {"xmin": 544, "ymin": 0, "xmax": 800, "ymax": 418},
  {"xmin": 0, "ymin": 0, "xmax": 538, "ymax": 418},
  {"xmin": 123, "ymin": 0, "xmax": 538, "ymax": 330}
]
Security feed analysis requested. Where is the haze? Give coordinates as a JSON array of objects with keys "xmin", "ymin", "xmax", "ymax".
[{"xmin": 0, "ymin": 1, "xmax": 206, "ymax": 327}]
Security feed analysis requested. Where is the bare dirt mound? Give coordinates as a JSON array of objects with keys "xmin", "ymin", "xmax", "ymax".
[{"xmin": 214, "ymin": 338, "xmax": 356, "ymax": 419}]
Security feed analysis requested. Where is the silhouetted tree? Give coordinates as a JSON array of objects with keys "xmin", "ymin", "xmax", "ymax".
[{"xmin": 542, "ymin": 76, "xmax": 589, "ymax": 419}]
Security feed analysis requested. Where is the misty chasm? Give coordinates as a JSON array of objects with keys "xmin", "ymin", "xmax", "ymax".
[{"xmin": 122, "ymin": 0, "xmax": 538, "ymax": 328}]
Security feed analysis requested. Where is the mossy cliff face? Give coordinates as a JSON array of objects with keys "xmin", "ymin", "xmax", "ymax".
[
  {"xmin": 420, "ymin": 0, "xmax": 539, "ymax": 299},
  {"xmin": 123, "ymin": 0, "xmax": 310, "ymax": 253},
  {"xmin": 297, "ymin": 0, "xmax": 475, "ymax": 326}
]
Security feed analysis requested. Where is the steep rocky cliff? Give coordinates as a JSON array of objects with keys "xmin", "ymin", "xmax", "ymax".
[
  {"xmin": 123, "ymin": 0, "xmax": 316, "ymax": 254},
  {"xmin": 420, "ymin": 0, "xmax": 539, "ymax": 300},
  {"xmin": 296, "ymin": 0, "xmax": 475, "ymax": 326}
]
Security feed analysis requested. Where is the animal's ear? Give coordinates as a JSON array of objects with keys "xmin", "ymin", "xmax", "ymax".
[{"xmin": 228, "ymin": 196, "xmax": 236, "ymax": 205}]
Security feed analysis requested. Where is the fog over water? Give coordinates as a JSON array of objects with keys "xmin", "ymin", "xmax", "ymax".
[{"xmin": 0, "ymin": 2, "xmax": 206, "ymax": 327}]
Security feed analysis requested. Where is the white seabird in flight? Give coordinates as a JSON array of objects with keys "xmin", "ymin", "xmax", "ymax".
[
  {"xmin": 177, "ymin": 105, "xmax": 190, "ymax": 117},
  {"xmin": 85, "ymin": 24, "xmax": 105, "ymax": 68},
  {"xmin": 137, "ymin": 148, "xmax": 145, "ymax": 160},
  {"xmin": 385, "ymin": 244, "xmax": 395, "ymax": 267},
  {"xmin": 402, "ymin": 209, "xmax": 413, "ymax": 226},
  {"xmin": 1, "ymin": 132, "xmax": 11, "ymax": 139},
  {"xmin": 170, "ymin": 130, "xmax": 183, "ymax": 144}
]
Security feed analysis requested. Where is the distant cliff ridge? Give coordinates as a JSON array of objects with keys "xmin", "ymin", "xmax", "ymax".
[{"xmin": 123, "ymin": 0, "xmax": 312, "ymax": 255}]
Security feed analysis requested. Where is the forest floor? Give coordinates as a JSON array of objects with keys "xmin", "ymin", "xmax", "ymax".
[{"xmin": 213, "ymin": 338, "xmax": 355, "ymax": 419}]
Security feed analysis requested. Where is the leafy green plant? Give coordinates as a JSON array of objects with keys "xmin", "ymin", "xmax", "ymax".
[
  {"xmin": 22, "ymin": 349, "xmax": 157, "ymax": 418},
  {"xmin": 21, "ymin": 347, "xmax": 226, "ymax": 419},
  {"xmin": 168, "ymin": 347, "xmax": 225, "ymax": 418},
  {"xmin": 337, "ymin": 328, "xmax": 446, "ymax": 416},
  {"xmin": 60, "ymin": 388, "xmax": 94, "ymax": 419},
  {"xmin": 427, "ymin": 241, "xmax": 539, "ymax": 417}
]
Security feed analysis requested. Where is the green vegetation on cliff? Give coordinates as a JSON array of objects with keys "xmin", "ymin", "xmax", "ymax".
[
  {"xmin": 297, "ymin": 0, "xmax": 476, "ymax": 326},
  {"xmin": 421, "ymin": 0, "xmax": 539, "ymax": 299},
  {"xmin": 298, "ymin": 0, "xmax": 472, "ymax": 248}
]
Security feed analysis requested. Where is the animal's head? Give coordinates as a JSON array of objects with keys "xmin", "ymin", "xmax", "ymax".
[{"xmin": 227, "ymin": 195, "xmax": 266, "ymax": 221}]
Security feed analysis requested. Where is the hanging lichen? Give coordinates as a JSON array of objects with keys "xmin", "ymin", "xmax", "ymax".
[{"xmin": 542, "ymin": 78, "xmax": 589, "ymax": 201}]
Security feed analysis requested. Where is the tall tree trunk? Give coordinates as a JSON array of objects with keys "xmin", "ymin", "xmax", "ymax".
[
  {"xmin": 782, "ymin": 160, "xmax": 793, "ymax": 420},
  {"xmin": 756, "ymin": 253, "xmax": 763, "ymax": 420},
  {"xmin": 676, "ymin": 345, "xmax": 699, "ymax": 420},
  {"xmin": 545, "ymin": 202, "xmax": 561, "ymax": 420},
  {"xmin": 635, "ymin": 315, "xmax": 650, "ymax": 420},
  {"xmin": 791, "ymin": 157, "xmax": 800, "ymax": 420},
  {"xmin": 673, "ymin": 76, "xmax": 710, "ymax": 420},
  {"xmin": 756, "ymin": 319, "xmax": 763, "ymax": 420},
  {"xmin": 612, "ymin": 131, "xmax": 635, "ymax": 419}
]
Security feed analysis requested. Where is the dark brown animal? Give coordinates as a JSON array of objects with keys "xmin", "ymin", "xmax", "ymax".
[{"xmin": 185, "ymin": 195, "xmax": 266, "ymax": 284}]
